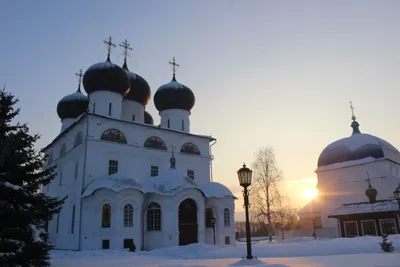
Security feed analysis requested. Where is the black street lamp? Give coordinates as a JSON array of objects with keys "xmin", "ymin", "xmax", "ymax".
[
  {"xmin": 312, "ymin": 218, "xmax": 316, "ymax": 240},
  {"xmin": 237, "ymin": 163, "xmax": 255, "ymax": 260},
  {"xmin": 211, "ymin": 217, "xmax": 216, "ymax": 245}
]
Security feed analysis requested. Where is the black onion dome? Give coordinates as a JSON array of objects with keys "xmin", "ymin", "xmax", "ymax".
[
  {"xmin": 144, "ymin": 110, "xmax": 154, "ymax": 125},
  {"xmin": 154, "ymin": 75, "xmax": 195, "ymax": 112},
  {"xmin": 83, "ymin": 57, "xmax": 130, "ymax": 96},
  {"xmin": 122, "ymin": 60, "xmax": 151, "ymax": 105},
  {"xmin": 57, "ymin": 87, "xmax": 89, "ymax": 120},
  {"xmin": 317, "ymin": 120, "xmax": 400, "ymax": 168}
]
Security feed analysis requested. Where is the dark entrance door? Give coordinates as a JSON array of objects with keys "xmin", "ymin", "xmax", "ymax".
[{"xmin": 179, "ymin": 198, "xmax": 198, "ymax": 246}]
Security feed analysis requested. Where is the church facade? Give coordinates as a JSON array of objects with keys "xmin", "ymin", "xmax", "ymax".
[
  {"xmin": 42, "ymin": 38, "xmax": 236, "ymax": 251},
  {"xmin": 297, "ymin": 108, "xmax": 400, "ymax": 238}
]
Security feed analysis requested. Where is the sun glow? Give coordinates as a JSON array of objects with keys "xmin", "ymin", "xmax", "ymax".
[{"xmin": 301, "ymin": 188, "xmax": 318, "ymax": 200}]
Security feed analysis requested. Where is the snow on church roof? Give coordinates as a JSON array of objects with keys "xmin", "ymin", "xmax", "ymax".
[
  {"xmin": 328, "ymin": 199, "xmax": 398, "ymax": 217},
  {"xmin": 198, "ymin": 182, "xmax": 236, "ymax": 199},
  {"xmin": 81, "ymin": 174, "xmax": 145, "ymax": 198}
]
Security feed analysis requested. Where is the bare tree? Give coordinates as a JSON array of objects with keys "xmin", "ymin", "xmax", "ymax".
[{"xmin": 250, "ymin": 146, "xmax": 283, "ymax": 242}]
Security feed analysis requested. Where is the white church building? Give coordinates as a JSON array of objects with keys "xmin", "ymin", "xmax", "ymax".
[
  {"xmin": 297, "ymin": 108, "xmax": 400, "ymax": 238},
  {"xmin": 42, "ymin": 38, "xmax": 236, "ymax": 251}
]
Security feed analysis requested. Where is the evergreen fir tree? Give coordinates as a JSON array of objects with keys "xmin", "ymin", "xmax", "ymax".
[
  {"xmin": 379, "ymin": 234, "xmax": 395, "ymax": 252},
  {"xmin": 0, "ymin": 89, "xmax": 65, "ymax": 266}
]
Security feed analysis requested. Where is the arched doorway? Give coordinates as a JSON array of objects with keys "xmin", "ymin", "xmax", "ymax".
[{"xmin": 178, "ymin": 198, "xmax": 198, "ymax": 245}]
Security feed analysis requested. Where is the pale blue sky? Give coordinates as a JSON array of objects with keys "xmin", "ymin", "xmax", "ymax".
[{"xmin": 1, "ymin": 1, "xmax": 400, "ymax": 212}]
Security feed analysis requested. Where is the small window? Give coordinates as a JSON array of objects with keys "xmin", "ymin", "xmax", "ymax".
[
  {"xmin": 167, "ymin": 119, "xmax": 170, "ymax": 128},
  {"xmin": 205, "ymin": 208, "xmax": 214, "ymax": 228},
  {"xmin": 59, "ymin": 144, "xmax": 66, "ymax": 158},
  {"xmin": 74, "ymin": 132, "xmax": 83, "ymax": 148},
  {"xmin": 102, "ymin": 239, "xmax": 110, "ymax": 249},
  {"xmin": 108, "ymin": 160, "xmax": 118, "ymax": 175},
  {"xmin": 362, "ymin": 220, "xmax": 377, "ymax": 236},
  {"xmin": 59, "ymin": 171, "xmax": 63, "ymax": 185},
  {"xmin": 74, "ymin": 162, "xmax": 79, "ymax": 180},
  {"xmin": 56, "ymin": 213, "xmax": 60, "ymax": 233},
  {"xmin": 187, "ymin": 170, "xmax": 194, "ymax": 180},
  {"xmin": 181, "ymin": 119, "xmax": 184, "ymax": 131},
  {"xmin": 224, "ymin": 208, "xmax": 231, "ymax": 227},
  {"xmin": 123, "ymin": 239, "xmax": 134, "ymax": 249},
  {"xmin": 102, "ymin": 204, "xmax": 111, "ymax": 228},
  {"xmin": 180, "ymin": 143, "xmax": 201, "ymax": 156},
  {"xmin": 93, "ymin": 103, "xmax": 96, "ymax": 114},
  {"xmin": 380, "ymin": 219, "xmax": 397, "ymax": 235},
  {"xmin": 124, "ymin": 204, "xmax": 133, "ymax": 227},
  {"xmin": 151, "ymin": 166, "xmax": 159, "ymax": 177},
  {"xmin": 108, "ymin": 103, "xmax": 112, "ymax": 116},
  {"xmin": 225, "ymin": 236, "xmax": 230, "ymax": 244},
  {"xmin": 71, "ymin": 205, "xmax": 76, "ymax": 234},
  {"xmin": 144, "ymin": 136, "xmax": 167, "ymax": 150},
  {"xmin": 101, "ymin": 129, "xmax": 127, "ymax": 144},
  {"xmin": 132, "ymin": 114, "xmax": 135, "ymax": 121},
  {"xmin": 344, "ymin": 221, "xmax": 358, "ymax": 237},
  {"xmin": 147, "ymin": 203, "xmax": 161, "ymax": 231}
]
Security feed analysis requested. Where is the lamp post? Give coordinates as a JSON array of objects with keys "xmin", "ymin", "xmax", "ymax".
[
  {"xmin": 211, "ymin": 217, "xmax": 216, "ymax": 245},
  {"xmin": 237, "ymin": 163, "xmax": 255, "ymax": 260},
  {"xmin": 312, "ymin": 218, "xmax": 316, "ymax": 240}
]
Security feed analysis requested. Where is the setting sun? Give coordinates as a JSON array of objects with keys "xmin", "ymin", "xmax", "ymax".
[{"xmin": 301, "ymin": 188, "xmax": 318, "ymax": 200}]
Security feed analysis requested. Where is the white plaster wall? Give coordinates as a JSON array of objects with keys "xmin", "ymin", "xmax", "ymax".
[
  {"xmin": 61, "ymin": 118, "xmax": 75, "ymax": 133},
  {"xmin": 84, "ymin": 115, "xmax": 212, "ymax": 186},
  {"xmin": 81, "ymin": 188, "xmax": 145, "ymax": 250},
  {"xmin": 89, "ymin": 91, "xmax": 123, "ymax": 119},
  {"xmin": 121, "ymin": 99, "xmax": 144, "ymax": 123},
  {"xmin": 305, "ymin": 159, "xmax": 400, "ymax": 232},
  {"xmin": 205, "ymin": 197, "xmax": 236, "ymax": 245},
  {"xmin": 159, "ymin": 109, "xmax": 190, "ymax": 133}
]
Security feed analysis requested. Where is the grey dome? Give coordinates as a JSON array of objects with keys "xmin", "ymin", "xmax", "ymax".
[
  {"xmin": 57, "ymin": 87, "xmax": 88, "ymax": 120},
  {"xmin": 318, "ymin": 120, "xmax": 400, "ymax": 167}
]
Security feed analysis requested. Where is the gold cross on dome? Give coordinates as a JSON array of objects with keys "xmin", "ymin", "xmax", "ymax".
[
  {"xmin": 170, "ymin": 144, "xmax": 176, "ymax": 152},
  {"xmin": 74, "ymin": 69, "xmax": 83, "ymax": 87},
  {"xmin": 119, "ymin": 39, "xmax": 133, "ymax": 59},
  {"xmin": 103, "ymin": 36, "xmax": 116, "ymax": 57},
  {"xmin": 168, "ymin": 57, "xmax": 180, "ymax": 76},
  {"xmin": 350, "ymin": 101, "xmax": 356, "ymax": 121}
]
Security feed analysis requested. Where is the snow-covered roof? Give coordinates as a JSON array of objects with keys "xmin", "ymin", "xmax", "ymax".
[
  {"xmin": 328, "ymin": 199, "xmax": 398, "ymax": 217},
  {"xmin": 158, "ymin": 81, "xmax": 186, "ymax": 91},
  {"xmin": 198, "ymin": 182, "xmax": 236, "ymax": 199},
  {"xmin": 316, "ymin": 157, "xmax": 379, "ymax": 172},
  {"xmin": 142, "ymin": 168, "xmax": 203, "ymax": 196},
  {"xmin": 59, "ymin": 91, "xmax": 88, "ymax": 102},
  {"xmin": 87, "ymin": 61, "xmax": 115, "ymax": 71},
  {"xmin": 82, "ymin": 174, "xmax": 145, "ymax": 198}
]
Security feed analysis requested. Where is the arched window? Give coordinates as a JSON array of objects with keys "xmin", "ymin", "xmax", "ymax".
[
  {"xmin": 205, "ymin": 208, "xmax": 214, "ymax": 228},
  {"xmin": 123, "ymin": 204, "xmax": 133, "ymax": 227},
  {"xmin": 59, "ymin": 144, "xmax": 66, "ymax": 158},
  {"xmin": 74, "ymin": 132, "xmax": 83, "ymax": 148},
  {"xmin": 180, "ymin": 143, "xmax": 201, "ymax": 156},
  {"xmin": 144, "ymin": 136, "xmax": 167, "ymax": 150},
  {"xmin": 224, "ymin": 208, "xmax": 230, "ymax": 227},
  {"xmin": 102, "ymin": 204, "xmax": 111, "ymax": 228},
  {"xmin": 147, "ymin": 203, "xmax": 161, "ymax": 231},
  {"xmin": 100, "ymin": 129, "xmax": 127, "ymax": 144}
]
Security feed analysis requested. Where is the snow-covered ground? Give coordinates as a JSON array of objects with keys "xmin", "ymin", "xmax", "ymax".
[{"xmin": 51, "ymin": 235, "xmax": 400, "ymax": 267}]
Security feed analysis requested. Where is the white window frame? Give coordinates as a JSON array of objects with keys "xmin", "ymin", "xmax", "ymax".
[
  {"xmin": 147, "ymin": 203, "xmax": 161, "ymax": 231},
  {"xmin": 361, "ymin": 220, "xmax": 377, "ymax": 236},
  {"xmin": 224, "ymin": 208, "xmax": 231, "ymax": 227},
  {"xmin": 379, "ymin": 218, "xmax": 398, "ymax": 235},
  {"xmin": 108, "ymin": 160, "xmax": 118, "ymax": 175},
  {"xmin": 151, "ymin": 166, "xmax": 159, "ymax": 177},
  {"xmin": 187, "ymin": 169, "xmax": 195, "ymax": 180},
  {"xmin": 343, "ymin": 221, "xmax": 359, "ymax": 237},
  {"xmin": 123, "ymin": 204, "xmax": 134, "ymax": 228}
]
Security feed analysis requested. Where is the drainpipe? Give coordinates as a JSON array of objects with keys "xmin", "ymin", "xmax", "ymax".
[
  {"xmin": 209, "ymin": 140, "xmax": 217, "ymax": 182},
  {"xmin": 78, "ymin": 114, "xmax": 90, "ymax": 251}
]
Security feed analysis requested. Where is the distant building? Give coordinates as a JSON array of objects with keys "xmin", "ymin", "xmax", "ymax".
[
  {"xmin": 297, "ymin": 105, "xmax": 400, "ymax": 238},
  {"xmin": 42, "ymin": 39, "xmax": 236, "ymax": 251}
]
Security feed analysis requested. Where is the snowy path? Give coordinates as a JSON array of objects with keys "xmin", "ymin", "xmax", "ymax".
[{"xmin": 52, "ymin": 254, "xmax": 400, "ymax": 267}]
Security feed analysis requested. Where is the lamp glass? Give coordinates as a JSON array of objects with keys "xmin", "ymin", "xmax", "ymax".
[{"xmin": 237, "ymin": 164, "xmax": 253, "ymax": 187}]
